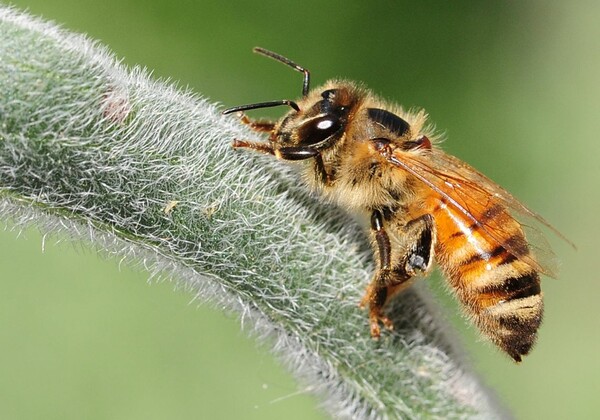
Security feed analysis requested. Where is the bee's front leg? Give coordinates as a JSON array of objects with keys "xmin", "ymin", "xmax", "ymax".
[
  {"xmin": 228, "ymin": 112, "xmax": 278, "ymax": 155},
  {"xmin": 237, "ymin": 112, "xmax": 276, "ymax": 133},
  {"xmin": 232, "ymin": 139, "xmax": 276, "ymax": 156}
]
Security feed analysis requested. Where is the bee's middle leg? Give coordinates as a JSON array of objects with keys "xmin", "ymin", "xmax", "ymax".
[
  {"xmin": 361, "ymin": 209, "xmax": 411, "ymax": 338},
  {"xmin": 361, "ymin": 211, "xmax": 435, "ymax": 338}
]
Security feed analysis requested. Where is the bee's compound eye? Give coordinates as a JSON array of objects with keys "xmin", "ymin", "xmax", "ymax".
[
  {"xmin": 297, "ymin": 116, "xmax": 342, "ymax": 146},
  {"xmin": 316, "ymin": 119, "xmax": 334, "ymax": 130}
]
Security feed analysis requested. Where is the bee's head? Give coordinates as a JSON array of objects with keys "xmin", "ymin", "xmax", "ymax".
[
  {"xmin": 222, "ymin": 48, "xmax": 363, "ymax": 151},
  {"xmin": 273, "ymin": 85, "xmax": 358, "ymax": 149}
]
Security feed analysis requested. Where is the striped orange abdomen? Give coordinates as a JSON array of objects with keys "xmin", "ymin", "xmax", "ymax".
[{"xmin": 428, "ymin": 196, "xmax": 543, "ymax": 362}]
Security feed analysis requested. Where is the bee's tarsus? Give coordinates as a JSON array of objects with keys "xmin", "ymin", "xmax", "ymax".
[
  {"xmin": 231, "ymin": 139, "xmax": 275, "ymax": 156},
  {"xmin": 238, "ymin": 113, "xmax": 276, "ymax": 133}
]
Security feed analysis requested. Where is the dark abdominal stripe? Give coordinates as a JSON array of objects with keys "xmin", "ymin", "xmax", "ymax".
[{"xmin": 483, "ymin": 272, "xmax": 541, "ymax": 303}]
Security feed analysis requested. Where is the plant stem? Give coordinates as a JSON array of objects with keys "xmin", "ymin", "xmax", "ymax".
[{"xmin": 0, "ymin": 7, "xmax": 505, "ymax": 419}]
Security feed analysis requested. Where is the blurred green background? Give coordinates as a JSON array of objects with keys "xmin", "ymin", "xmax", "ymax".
[{"xmin": 1, "ymin": 1, "xmax": 598, "ymax": 418}]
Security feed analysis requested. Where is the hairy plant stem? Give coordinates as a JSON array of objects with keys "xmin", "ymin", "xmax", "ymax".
[{"xmin": 0, "ymin": 7, "xmax": 505, "ymax": 419}]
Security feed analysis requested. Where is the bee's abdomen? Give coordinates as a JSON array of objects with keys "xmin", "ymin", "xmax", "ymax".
[{"xmin": 431, "ymin": 201, "xmax": 543, "ymax": 362}]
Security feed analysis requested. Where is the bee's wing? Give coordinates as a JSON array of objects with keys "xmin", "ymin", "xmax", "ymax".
[{"xmin": 384, "ymin": 147, "xmax": 570, "ymax": 278}]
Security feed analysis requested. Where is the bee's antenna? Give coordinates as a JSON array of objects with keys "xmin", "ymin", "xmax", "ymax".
[
  {"xmin": 222, "ymin": 99, "xmax": 300, "ymax": 115},
  {"xmin": 253, "ymin": 47, "xmax": 310, "ymax": 97}
]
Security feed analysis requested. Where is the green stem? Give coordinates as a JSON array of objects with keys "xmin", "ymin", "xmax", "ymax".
[{"xmin": 0, "ymin": 7, "xmax": 505, "ymax": 419}]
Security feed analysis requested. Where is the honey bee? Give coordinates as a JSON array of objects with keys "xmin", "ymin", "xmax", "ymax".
[{"xmin": 223, "ymin": 47, "xmax": 569, "ymax": 362}]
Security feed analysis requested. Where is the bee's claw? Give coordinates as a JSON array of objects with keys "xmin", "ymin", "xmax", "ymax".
[
  {"xmin": 368, "ymin": 311, "xmax": 393, "ymax": 339},
  {"xmin": 382, "ymin": 316, "xmax": 394, "ymax": 331},
  {"xmin": 370, "ymin": 321, "xmax": 381, "ymax": 339}
]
